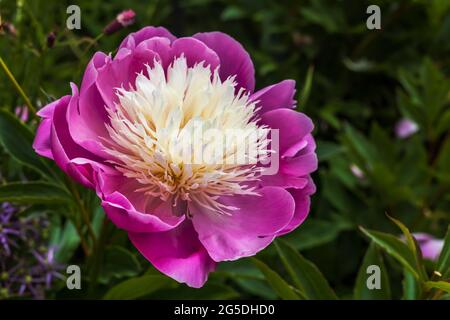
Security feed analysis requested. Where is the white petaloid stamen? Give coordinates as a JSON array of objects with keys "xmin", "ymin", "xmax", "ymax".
[{"xmin": 103, "ymin": 56, "xmax": 270, "ymax": 216}]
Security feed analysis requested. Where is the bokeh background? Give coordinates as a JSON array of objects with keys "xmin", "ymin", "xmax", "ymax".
[{"xmin": 0, "ymin": 0, "xmax": 449, "ymax": 299}]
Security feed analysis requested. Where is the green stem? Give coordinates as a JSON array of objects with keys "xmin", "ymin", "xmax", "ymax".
[
  {"xmin": 68, "ymin": 180, "xmax": 97, "ymax": 245},
  {"xmin": 88, "ymin": 219, "xmax": 110, "ymax": 296},
  {"xmin": 0, "ymin": 56, "xmax": 37, "ymax": 115}
]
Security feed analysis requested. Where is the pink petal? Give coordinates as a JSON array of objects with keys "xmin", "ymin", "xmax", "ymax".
[
  {"xmin": 281, "ymin": 152, "xmax": 318, "ymax": 176},
  {"xmin": 136, "ymin": 37, "xmax": 172, "ymax": 69},
  {"xmin": 33, "ymin": 118, "xmax": 54, "ymax": 159},
  {"xmin": 129, "ymin": 221, "xmax": 216, "ymax": 288},
  {"xmin": 68, "ymin": 53, "xmax": 112, "ymax": 159},
  {"xmin": 191, "ymin": 187, "xmax": 295, "ymax": 261},
  {"xmin": 277, "ymin": 179, "xmax": 316, "ymax": 236},
  {"xmin": 170, "ymin": 37, "xmax": 220, "ymax": 71},
  {"xmin": 96, "ymin": 172, "xmax": 185, "ymax": 232},
  {"xmin": 251, "ymin": 80, "xmax": 296, "ymax": 114},
  {"xmin": 119, "ymin": 26, "xmax": 176, "ymax": 50},
  {"xmin": 102, "ymin": 192, "xmax": 185, "ymax": 233},
  {"xmin": 261, "ymin": 109, "xmax": 314, "ymax": 157},
  {"xmin": 96, "ymin": 47, "xmax": 159, "ymax": 108},
  {"xmin": 260, "ymin": 173, "xmax": 308, "ymax": 189},
  {"xmin": 193, "ymin": 31, "xmax": 255, "ymax": 92},
  {"xmin": 49, "ymin": 86, "xmax": 103, "ymax": 187}
]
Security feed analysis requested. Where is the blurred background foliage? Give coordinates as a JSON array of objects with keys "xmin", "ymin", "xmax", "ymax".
[{"xmin": 0, "ymin": 0, "xmax": 449, "ymax": 299}]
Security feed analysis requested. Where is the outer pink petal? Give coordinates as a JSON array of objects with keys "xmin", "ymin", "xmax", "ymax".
[
  {"xmin": 129, "ymin": 221, "xmax": 216, "ymax": 288},
  {"xmin": 193, "ymin": 31, "xmax": 255, "ymax": 92},
  {"xmin": 101, "ymin": 192, "xmax": 185, "ymax": 233},
  {"xmin": 281, "ymin": 153, "xmax": 318, "ymax": 176},
  {"xmin": 96, "ymin": 47, "xmax": 160, "ymax": 108},
  {"xmin": 119, "ymin": 26, "xmax": 176, "ymax": 50},
  {"xmin": 33, "ymin": 97, "xmax": 62, "ymax": 159},
  {"xmin": 260, "ymin": 173, "xmax": 308, "ymax": 189},
  {"xmin": 191, "ymin": 187, "xmax": 295, "ymax": 262},
  {"xmin": 49, "ymin": 85, "xmax": 104, "ymax": 187},
  {"xmin": 136, "ymin": 37, "xmax": 172, "ymax": 69},
  {"xmin": 170, "ymin": 37, "xmax": 220, "ymax": 71},
  {"xmin": 277, "ymin": 179, "xmax": 316, "ymax": 236},
  {"xmin": 251, "ymin": 80, "xmax": 296, "ymax": 114},
  {"xmin": 33, "ymin": 118, "xmax": 54, "ymax": 159},
  {"xmin": 95, "ymin": 171, "xmax": 185, "ymax": 233},
  {"xmin": 261, "ymin": 109, "xmax": 314, "ymax": 157},
  {"xmin": 68, "ymin": 52, "xmax": 112, "ymax": 159}
]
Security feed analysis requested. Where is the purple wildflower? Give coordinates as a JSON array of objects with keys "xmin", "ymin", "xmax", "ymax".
[{"xmin": 0, "ymin": 203, "xmax": 63, "ymax": 299}]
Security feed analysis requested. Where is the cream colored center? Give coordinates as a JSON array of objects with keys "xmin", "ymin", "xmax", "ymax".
[{"xmin": 103, "ymin": 56, "xmax": 270, "ymax": 215}]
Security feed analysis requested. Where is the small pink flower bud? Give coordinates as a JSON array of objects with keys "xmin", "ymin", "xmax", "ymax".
[
  {"xmin": 47, "ymin": 31, "xmax": 57, "ymax": 48},
  {"xmin": 1, "ymin": 21, "xmax": 17, "ymax": 37},
  {"xmin": 15, "ymin": 106, "xmax": 29, "ymax": 122},
  {"xmin": 350, "ymin": 164, "xmax": 365, "ymax": 179},
  {"xmin": 103, "ymin": 9, "xmax": 136, "ymax": 35}
]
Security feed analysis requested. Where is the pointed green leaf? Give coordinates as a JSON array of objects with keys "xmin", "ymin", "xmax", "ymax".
[
  {"xmin": 103, "ymin": 275, "xmax": 177, "ymax": 300},
  {"xmin": 354, "ymin": 243, "xmax": 391, "ymax": 299},
  {"xmin": 275, "ymin": 240, "xmax": 338, "ymax": 300},
  {"xmin": 0, "ymin": 109, "xmax": 49, "ymax": 175},
  {"xmin": 252, "ymin": 258, "xmax": 302, "ymax": 300},
  {"xmin": 387, "ymin": 215, "xmax": 427, "ymax": 281},
  {"xmin": 425, "ymin": 281, "xmax": 450, "ymax": 294},
  {"xmin": 100, "ymin": 246, "xmax": 141, "ymax": 283},
  {"xmin": 0, "ymin": 182, "xmax": 69, "ymax": 204},
  {"xmin": 359, "ymin": 227, "xmax": 420, "ymax": 279},
  {"xmin": 436, "ymin": 225, "xmax": 450, "ymax": 277},
  {"xmin": 403, "ymin": 269, "xmax": 421, "ymax": 300}
]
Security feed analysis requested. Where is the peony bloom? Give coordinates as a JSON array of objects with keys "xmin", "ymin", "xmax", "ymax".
[{"xmin": 33, "ymin": 26, "xmax": 317, "ymax": 287}]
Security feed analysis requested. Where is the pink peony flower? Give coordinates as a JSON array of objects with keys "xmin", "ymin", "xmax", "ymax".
[{"xmin": 32, "ymin": 26, "xmax": 317, "ymax": 287}]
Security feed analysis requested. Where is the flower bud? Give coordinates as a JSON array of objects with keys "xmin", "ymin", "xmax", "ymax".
[{"xmin": 103, "ymin": 9, "xmax": 136, "ymax": 35}]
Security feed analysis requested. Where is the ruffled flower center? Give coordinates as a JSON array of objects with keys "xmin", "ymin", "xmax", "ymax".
[{"xmin": 103, "ymin": 56, "xmax": 270, "ymax": 215}]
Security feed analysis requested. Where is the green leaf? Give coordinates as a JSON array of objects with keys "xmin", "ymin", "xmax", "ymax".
[
  {"xmin": 99, "ymin": 246, "xmax": 141, "ymax": 283},
  {"xmin": 216, "ymin": 260, "xmax": 276, "ymax": 299},
  {"xmin": 343, "ymin": 124, "xmax": 378, "ymax": 168},
  {"xmin": 436, "ymin": 225, "xmax": 450, "ymax": 277},
  {"xmin": 51, "ymin": 219, "xmax": 80, "ymax": 263},
  {"xmin": 316, "ymin": 141, "xmax": 344, "ymax": 162},
  {"xmin": 283, "ymin": 218, "xmax": 352, "ymax": 250},
  {"xmin": 252, "ymin": 258, "xmax": 302, "ymax": 300},
  {"xmin": 0, "ymin": 181, "xmax": 69, "ymax": 204},
  {"xmin": 403, "ymin": 269, "xmax": 421, "ymax": 300},
  {"xmin": 425, "ymin": 281, "xmax": 450, "ymax": 294},
  {"xmin": 387, "ymin": 215, "xmax": 427, "ymax": 281},
  {"xmin": 103, "ymin": 275, "xmax": 176, "ymax": 300},
  {"xmin": 354, "ymin": 243, "xmax": 391, "ymax": 299},
  {"xmin": 146, "ymin": 283, "xmax": 240, "ymax": 300},
  {"xmin": 0, "ymin": 109, "xmax": 49, "ymax": 175},
  {"xmin": 359, "ymin": 227, "xmax": 420, "ymax": 279},
  {"xmin": 275, "ymin": 240, "xmax": 338, "ymax": 300},
  {"xmin": 299, "ymin": 65, "xmax": 314, "ymax": 109}
]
